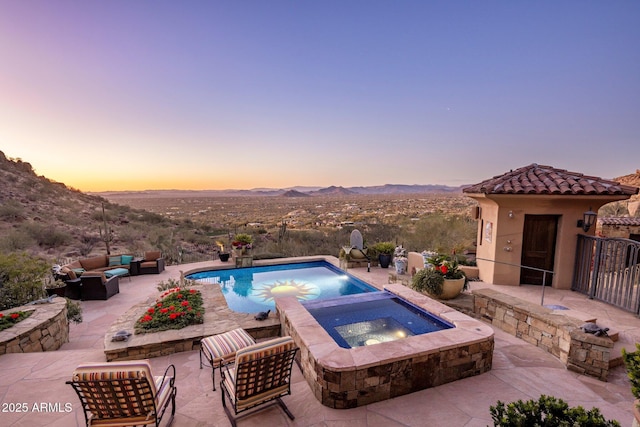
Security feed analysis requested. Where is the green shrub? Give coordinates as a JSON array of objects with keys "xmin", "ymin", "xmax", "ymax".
[
  {"xmin": 65, "ymin": 298, "xmax": 83, "ymax": 324},
  {"xmin": 623, "ymin": 343, "xmax": 640, "ymax": 399},
  {"xmin": 0, "ymin": 252, "xmax": 49, "ymax": 310},
  {"xmin": 490, "ymin": 395, "xmax": 620, "ymax": 426}
]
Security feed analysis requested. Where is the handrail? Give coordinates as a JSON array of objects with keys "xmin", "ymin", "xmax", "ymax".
[{"xmin": 475, "ymin": 257, "xmax": 554, "ymax": 306}]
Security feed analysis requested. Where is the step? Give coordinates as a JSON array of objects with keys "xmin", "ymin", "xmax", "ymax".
[{"xmin": 610, "ymin": 339, "xmax": 632, "ymax": 369}]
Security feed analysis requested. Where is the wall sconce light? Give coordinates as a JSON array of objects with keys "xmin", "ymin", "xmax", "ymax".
[
  {"xmin": 577, "ymin": 208, "xmax": 597, "ymax": 232},
  {"xmin": 508, "ymin": 210, "xmax": 514, "ymax": 219}
]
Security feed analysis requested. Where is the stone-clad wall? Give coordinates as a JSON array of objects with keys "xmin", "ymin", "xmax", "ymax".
[
  {"xmin": 473, "ymin": 288, "xmax": 613, "ymax": 380},
  {"xmin": 0, "ymin": 298, "xmax": 69, "ymax": 355}
]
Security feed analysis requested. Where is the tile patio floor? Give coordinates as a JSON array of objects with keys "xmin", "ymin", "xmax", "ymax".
[{"xmin": 0, "ymin": 258, "xmax": 638, "ymax": 426}]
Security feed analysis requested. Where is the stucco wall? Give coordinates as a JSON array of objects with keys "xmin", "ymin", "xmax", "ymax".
[{"xmin": 469, "ymin": 194, "xmax": 625, "ymax": 289}]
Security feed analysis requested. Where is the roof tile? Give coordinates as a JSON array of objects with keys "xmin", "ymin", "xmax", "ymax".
[{"xmin": 463, "ymin": 164, "xmax": 640, "ymax": 196}]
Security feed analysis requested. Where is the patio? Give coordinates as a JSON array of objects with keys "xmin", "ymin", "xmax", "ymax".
[{"xmin": 0, "ymin": 257, "xmax": 637, "ymax": 426}]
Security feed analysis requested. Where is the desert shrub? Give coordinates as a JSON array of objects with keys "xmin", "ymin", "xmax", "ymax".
[
  {"xmin": 0, "ymin": 229, "xmax": 36, "ymax": 252},
  {"xmin": 490, "ymin": 395, "xmax": 620, "ymax": 426},
  {"xmin": 401, "ymin": 214, "xmax": 476, "ymax": 253},
  {"xmin": 156, "ymin": 278, "xmax": 182, "ymax": 292},
  {"xmin": 0, "ymin": 252, "xmax": 49, "ymax": 310},
  {"xmin": 20, "ymin": 222, "xmax": 71, "ymax": 248},
  {"xmin": 0, "ymin": 200, "xmax": 26, "ymax": 221}
]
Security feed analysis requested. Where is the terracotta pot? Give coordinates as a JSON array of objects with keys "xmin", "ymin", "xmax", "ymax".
[{"xmin": 437, "ymin": 277, "xmax": 465, "ymax": 300}]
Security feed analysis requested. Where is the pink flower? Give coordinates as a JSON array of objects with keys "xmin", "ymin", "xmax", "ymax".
[
  {"xmin": 10, "ymin": 313, "xmax": 19, "ymax": 319},
  {"xmin": 177, "ymin": 294, "xmax": 183, "ymax": 299},
  {"xmin": 160, "ymin": 308, "xmax": 169, "ymax": 314},
  {"xmin": 169, "ymin": 305, "xmax": 175, "ymax": 311},
  {"xmin": 147, "ymin": 308, "xmax": 155, "ymax": 314},
  {"xmin": 189, "ymin": 289, "xmax": 196, "ymax": 294},
  {"xmin": 440, "ymin": 265, "xmax": 448, "ymax": 275},
  {"xmin": 142, "ymin": 314, "xmax": 153, "ymax": 322},
  {"xmin": 181, "ymin": 301, "xmax": 189, "ymax": 307},
  {"xmin": 169, "ymin": 313, "xmax": 178, "ymax": 320}
]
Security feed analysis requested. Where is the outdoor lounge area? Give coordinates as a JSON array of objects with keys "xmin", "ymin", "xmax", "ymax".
[{"xmin": 0, "ymin": 257, "xmax": 638, "ymax": 426}]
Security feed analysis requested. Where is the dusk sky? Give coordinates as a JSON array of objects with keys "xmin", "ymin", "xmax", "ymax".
[{"xmin": 1, "ymin": 1, "xmax": 639, "ymax": 192}]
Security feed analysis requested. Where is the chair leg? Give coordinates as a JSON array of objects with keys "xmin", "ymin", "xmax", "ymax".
[
  {"xmin": 221, "ymin": 387, "xmax": 237, "ymax": 427},
  {"xmin": 277, "ymin": 397, "xmax": 295, "ymax": 421},
  {"xmin": 199, "ymin": 347, "xmax": 216, "ymax": 391}
]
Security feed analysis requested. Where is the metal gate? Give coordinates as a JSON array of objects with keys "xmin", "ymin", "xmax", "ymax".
[{"xmin": 572, "ymin": 235, "xmax": 640, "ymax": 314}]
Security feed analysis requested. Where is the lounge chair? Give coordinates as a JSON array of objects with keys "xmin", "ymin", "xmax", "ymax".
[
  {"xmin": 139, "ymin": 251, "xmax": 165, "ymax": 274},
  {"xmin": 220, "ymin": 336, "xmax": 298, "ymax": 427},
  {"xmin": 67, "ymin": 359, "xmax": 176, "ymax": 427},
  {"xmin": 199, "ymin": 328, "xmax": 256, "ymax": 391},
  {"xmin": 79, "ymin": 272, "xmax": 120, "ymax": 300}
]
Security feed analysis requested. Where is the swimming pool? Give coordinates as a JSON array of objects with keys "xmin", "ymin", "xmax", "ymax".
[
  {"xmin": 304, "ymin": 291, "xmax": 454, "ymax": 348},
  {"xmin": 185, "ymin": 261, "xmax": 376, "ymax": 313}
]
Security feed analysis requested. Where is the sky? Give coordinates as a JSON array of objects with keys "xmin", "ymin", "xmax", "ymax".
[{"xmin": 1, "ymin": 1, "xmax": 639, "ymax": 192}]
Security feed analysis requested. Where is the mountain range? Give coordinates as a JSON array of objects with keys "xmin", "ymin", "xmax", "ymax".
[{"xmin": 93, "ymin": 184, "xmax": 463, "ymax": 199}]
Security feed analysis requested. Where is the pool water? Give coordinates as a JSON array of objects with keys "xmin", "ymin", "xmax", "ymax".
[
  {"xmin": 304, "ymin": 291, "xmax": 454, "ymax": 348},
  {"xmin": 186, "ymin": 261, "xmax": 376, "ymax": 313}
]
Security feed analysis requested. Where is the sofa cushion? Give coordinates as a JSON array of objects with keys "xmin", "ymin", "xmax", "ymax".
[
  {"xmin": 109, "ymin": 256, "xmax": 122, "ymax": 266},
  {"xmin": 144, "ymin": 251, "xmax": 162, "ymax": 261},
  {"xmin": 80, "ymin": 255, "xmax": 108, "ymax": 271},
  {"xmin": 72, "ymin": 268, "xmax": 85, "ymax": 277},
  {"xmin": 121, "ymin": 255, "xmax": 134, "ymax": 265}
]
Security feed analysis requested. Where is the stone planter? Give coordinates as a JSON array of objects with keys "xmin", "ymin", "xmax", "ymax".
[{"xmin": 437, "ymin": 277, "xmax": 465, "ymax": 300}]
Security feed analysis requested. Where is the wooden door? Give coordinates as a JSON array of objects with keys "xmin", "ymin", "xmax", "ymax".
[{"xmin": 520, "ymin": 215, "xmax": 558, "ymax": 285}]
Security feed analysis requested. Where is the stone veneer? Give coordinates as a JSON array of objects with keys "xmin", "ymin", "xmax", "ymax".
[
  {"xmin": 278, "ymin": 283, "xmax": 494, "ymax": 409},
  {"xmin": 0, "ymin": 297, "xmax": 68, "ymax": 355},
  {"xmin": 473, "ymin": 288, "xmax": 614, "ymax": 381}
]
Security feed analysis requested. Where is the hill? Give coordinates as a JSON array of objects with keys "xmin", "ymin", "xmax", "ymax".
[{"xmin": 0, "ymin": 151, "xmax": 194, "ymax": 262}]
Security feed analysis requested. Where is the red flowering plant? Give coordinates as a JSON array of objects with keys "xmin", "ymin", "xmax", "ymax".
[
  {"xmin": 411, "ymin": 254, "xmax": 467, "ymax": 297},
  {"xmin": 134, "ymin": 287, "xmax": 204, "ymax": 334},
  {"xmin": 0, "ymin": 310, "xmax": 33, "ymax": 332}
]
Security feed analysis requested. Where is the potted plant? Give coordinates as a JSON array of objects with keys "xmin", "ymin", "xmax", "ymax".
[
  {"xmin": 372, "ymin": 242, "xmax": 395, "ymax": 268},
  {"xmin": 411, "ymin": 254, "xmax": 468, "ymax": 300},
  {"xmin": 232, "ymin": 233, "xmax": 253, "ymax": 256},
  {"xmin": 44, "ymin": 278, "xmax": 67, "ymax": 297},
  {"xmin": 623, "ymin": 343, "xmax": 640, "ymax": 426}
]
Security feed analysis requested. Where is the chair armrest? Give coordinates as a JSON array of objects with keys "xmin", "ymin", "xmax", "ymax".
[{"xmin": 158, "ymin": 364, "xmax": 176, "ymax": 391}]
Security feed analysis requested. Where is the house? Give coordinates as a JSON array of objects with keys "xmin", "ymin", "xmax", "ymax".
[{"xmin": 463, "ymin": 164, "xmax": 639, "ymax": 289}]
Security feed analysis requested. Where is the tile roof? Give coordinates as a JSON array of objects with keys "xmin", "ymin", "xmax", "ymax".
[
  {"xmin": 599, "ymin": 217, "xmax": 640, "ymax": 226},
  {"xmin": 463, "ymin": 164, "xmax": 640, "ymax": 196}
]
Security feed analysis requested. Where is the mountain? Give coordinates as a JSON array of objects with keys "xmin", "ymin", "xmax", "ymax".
[
  {"xmin": 280, "ymin": 189, "xmax": 311, "ymax": 197},
  {"xmin": 309, "ymin": 186, "xmax": 356, "ymax": 196}
]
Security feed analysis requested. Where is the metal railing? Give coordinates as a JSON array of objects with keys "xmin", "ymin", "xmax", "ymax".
[{"xmin": 476, "ymin": 257, "xmax": 554, "ymax": 306}]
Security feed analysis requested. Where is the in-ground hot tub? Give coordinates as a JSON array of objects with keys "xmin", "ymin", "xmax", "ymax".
[
  {"xmin": 304, "ymin": 291, "xmax": 455, "ymax": 348},
  {"xmin": 277, "ymin": 283, "xmax": 494, "ymax": 408}
]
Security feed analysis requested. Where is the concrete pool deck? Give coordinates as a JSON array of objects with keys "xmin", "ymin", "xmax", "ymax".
[{"xmin": 0, "ymin": 256, "xmax": 637, "ymax": 426}]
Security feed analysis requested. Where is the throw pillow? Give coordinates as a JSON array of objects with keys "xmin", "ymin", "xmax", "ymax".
[
  {"xmin": 121, "ymin": 255, "xmax": 134, "ymax": 265},
  {"xmin": 109, "ymin": 256, "xmax": 121, "ymax": 266},
  {"xmin": 72, "ymin": 268, "xmax": 85, "ymax": 277}
]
